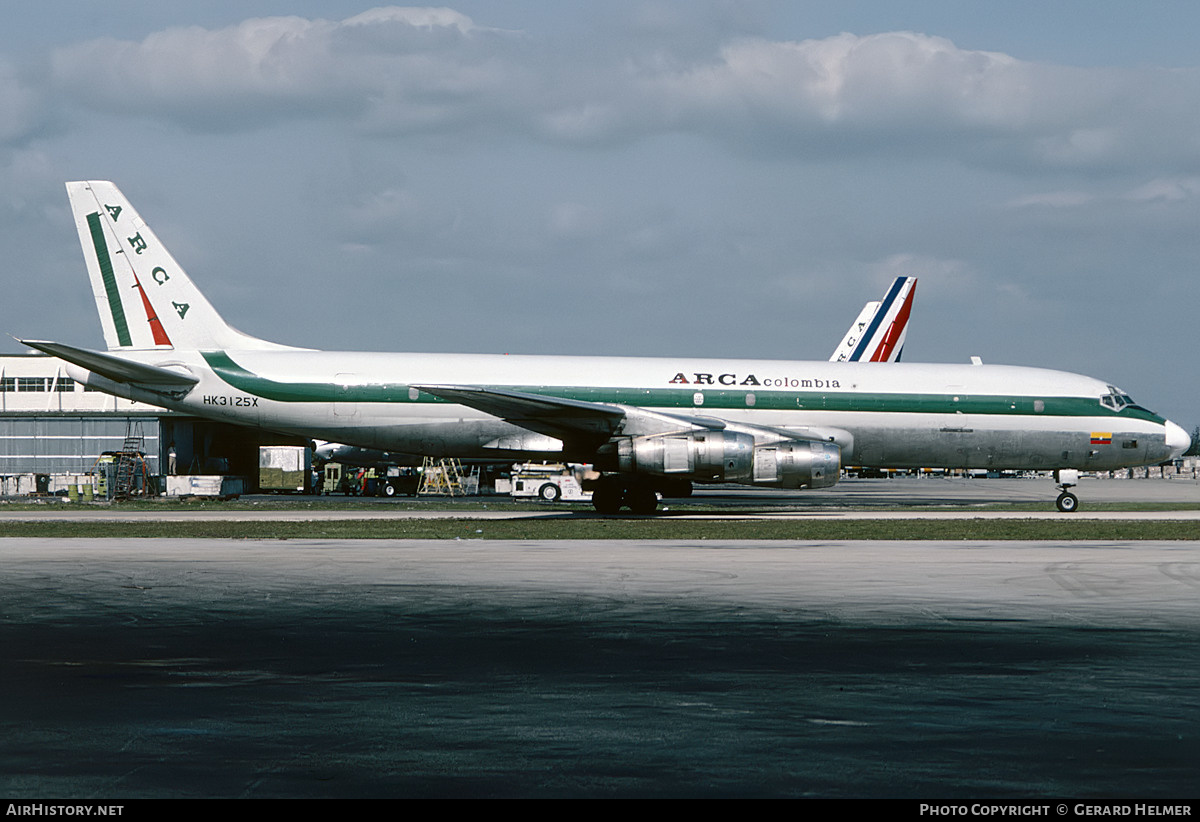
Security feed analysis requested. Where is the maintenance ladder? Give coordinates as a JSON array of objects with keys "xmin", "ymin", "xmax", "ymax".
[
  {"xmin": 417, "ymin": 457, "xmax": 467, "ymax": 496},
  {"xmin": 113, "ymin": 434, "xmax": 146, "ymax": 499}
]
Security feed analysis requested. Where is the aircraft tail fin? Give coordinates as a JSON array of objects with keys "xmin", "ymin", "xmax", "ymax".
[
  {"xmin": 830, "ymin": 276, "xmax": 917, "ymax": 362},
  {"xmin": 66, "ymin": 181, "xmax": 295, "ymax": 352}
]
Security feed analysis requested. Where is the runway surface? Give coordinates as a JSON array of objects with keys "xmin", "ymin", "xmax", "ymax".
[
  {"xmin": 3, "ymin": 537, "xmax": 1198, "ymax": 798},
  {"xmin": 2, "ymin": 476, "xmax": 1198, "ymax": 521}
]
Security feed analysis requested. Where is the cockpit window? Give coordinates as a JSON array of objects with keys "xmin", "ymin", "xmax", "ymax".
[{"xmin": 1100, "ymin": 385, "xmax": 1137, "ymax": 412}]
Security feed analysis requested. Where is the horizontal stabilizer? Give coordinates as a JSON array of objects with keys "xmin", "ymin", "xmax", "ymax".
[{"xmin": 20, "ymin": 340, "xmax": 199, "ymax": 387}]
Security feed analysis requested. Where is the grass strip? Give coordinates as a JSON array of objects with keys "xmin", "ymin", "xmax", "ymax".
[
  {"xmin": 4, "ymin": 499, "xmax": 1200, "ymax": 513},
  {"xmin": 0, "ymin": 518, "xmax": 1196, "ymax": 540}
]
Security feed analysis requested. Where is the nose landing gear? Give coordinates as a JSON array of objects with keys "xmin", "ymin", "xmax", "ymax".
[
  {"xmin": 1054, "ymin": 469, "xmax": 1080, "ymax": 513},
  {"xmin": 1056, "ymin": 490, "xmax": 1079, "ymax": 512}
]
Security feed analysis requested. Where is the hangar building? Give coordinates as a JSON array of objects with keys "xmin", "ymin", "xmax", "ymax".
[{"xmin": 0, "ymin": 353, "xmax": 300, "ymax": 494}]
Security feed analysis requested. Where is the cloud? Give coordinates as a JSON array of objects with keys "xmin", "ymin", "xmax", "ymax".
[
  {"xmin": 1009, "ymin": 176, "xmax": 1200, "ymax": 209},
  {"xmin": 547, "ymin": 201, "xmax": 608, "ymax": 242},
  {"xmin": 867, "ymin": 253, "xmax": 974, "ymax": 286},
  {"xmin": 0, "ymin": 58, "xmax": 46, "ymax": 144},
  {"xmin": 1124, "ymin": 176, "xmax": 1200, "ymax": 202},
  {"xmin": 1007, "ymin": 191, "xmax": 1098, "ymax": 209},
  {"xmin": 646, "ymin": 33, "xmax": 1028, "ymax": 131},
  {"xmin": 49, "ymin": 6, "xmax": 518, "ymax": 132},
  {"xmin": 635, "ymin": 32, "xmax": 1200, "ymax": 171},
  {"xmin": 42, "ymin": 9, "xmax": 1200, "ymax": 173}
]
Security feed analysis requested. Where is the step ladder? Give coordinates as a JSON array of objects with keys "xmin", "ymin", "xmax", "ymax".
[
  {"xmin": 417, "ymin": 457, "xmax": 466, "ymax": 496},
  {"xmin": 113, "ymin": 432, "xmax": 146, "ymax": 499}
]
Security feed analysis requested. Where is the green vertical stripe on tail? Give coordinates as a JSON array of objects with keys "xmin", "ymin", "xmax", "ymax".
[{"xmin": 87, "ymin": 212, "xmax": 131, "ymax": 347}]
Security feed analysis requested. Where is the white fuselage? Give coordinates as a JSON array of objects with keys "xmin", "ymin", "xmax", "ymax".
[{"xmin": 75, "ymin": 349, "xmax": 1184, "ymax": 472}]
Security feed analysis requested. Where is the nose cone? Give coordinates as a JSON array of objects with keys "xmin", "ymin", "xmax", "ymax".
[{"xmin": 1165, "ymin": 420, "xmax": 1191, "ymax": 460}]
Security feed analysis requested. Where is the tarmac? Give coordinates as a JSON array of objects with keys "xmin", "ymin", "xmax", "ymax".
[
  {"xmin": 1, "ymin": 475, "xmax": 1198, "ymax": 521},
  {"xmin": 2, "ymin": 476, "xmax": 1199, "ymax": 798}
]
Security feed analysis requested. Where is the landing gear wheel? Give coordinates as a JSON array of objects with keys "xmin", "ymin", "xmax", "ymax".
[
  {"xmin": 591, "ymin": 484, "xmax": 623, "ymax": 514},
  {"xmin": 1056, "ymin": 492, "xmax": 1079, "ymax": 513},
  {"xmin": 538, "ymin": 482, "xmax": 561, "ymax": 502},
  {"xmin": 626, "ymin": 486, "xmax": 659, "ymax": 516},
  {"xmin": 661, "ymin": 479, "xmax": 693, "ymax": 498}
]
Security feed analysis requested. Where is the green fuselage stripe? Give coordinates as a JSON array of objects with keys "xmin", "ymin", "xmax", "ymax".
[
  {"xmin": 87, "ymin": 212, "xmax": 131, "ymax": 347},
  {"xmin": 201, "ymin": 351, "xmax": 1166, "ymax": 425}
]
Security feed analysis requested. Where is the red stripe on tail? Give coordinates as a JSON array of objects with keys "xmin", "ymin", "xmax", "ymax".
[
  {"xmin": 869, "ymin": 282, "xmax": 915, "ymax": 362},
  {"xmin": 131, "ymin": 273, "xmax": 172, "ymax": 346}
]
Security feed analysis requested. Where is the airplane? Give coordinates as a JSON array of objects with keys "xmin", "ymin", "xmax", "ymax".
[
  {"xmin": 830, "ymin": 276, "xmax": 916, "ymax": 362},
  {"xmin": 22, "ymin": 181, "xmax": 1191, "ymax": 514},
  {"xmin": 318, "ymin": 275, "xmax": 920, "ymax": 471}
]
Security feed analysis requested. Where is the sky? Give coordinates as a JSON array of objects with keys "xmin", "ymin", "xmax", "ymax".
[{"xmin": 1, "ymin": 1, "xmax": 1198, "ymax": 430}]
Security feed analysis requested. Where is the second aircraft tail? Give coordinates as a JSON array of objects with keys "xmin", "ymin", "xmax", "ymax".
[{"xmin": 830, "ymin": 276, "xmax": 917, "ymax": 363}]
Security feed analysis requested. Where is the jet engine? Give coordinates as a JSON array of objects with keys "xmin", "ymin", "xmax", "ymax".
[
  {"xmin": 750, "ymin": 439, "xmax": 841, "ymax": 489},
  {"xmin": 615, "ymin": 431, "xmax": 841, "ymax": 489}
]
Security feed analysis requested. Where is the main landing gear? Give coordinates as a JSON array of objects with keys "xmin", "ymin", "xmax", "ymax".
[
  {"xmin": 589, "ymin": 476, "xmax": 690, "ymax": 515},
  {"xmin": 591, "ymin": 477, "xmax": 658, "ymax": 515},
  {"xmin": 1054, "ymin": 469, "xmax": 1080, "ymax": 513}
]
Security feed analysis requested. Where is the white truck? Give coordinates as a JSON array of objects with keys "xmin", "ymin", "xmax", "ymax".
[{"xmin": 506, "ymin": 463, "xmax": 593, "ymax": 502}]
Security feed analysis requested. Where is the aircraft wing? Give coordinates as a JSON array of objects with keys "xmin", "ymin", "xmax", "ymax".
[
  {"xmin": 19, "ymin": 340, "xmax": 199, "ymax": 387},
  {"xmin": 414, "ymin": 384, "xmax": 849, "ymax": 452},
  {"xmin": 413, "ymin": 385, "xmax": 628, "ymax": 449}
]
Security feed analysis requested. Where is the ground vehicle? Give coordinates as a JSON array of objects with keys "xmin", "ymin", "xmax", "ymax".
[
  {"xmin": 321, "ymin": 462, "xmax": 419, "ymax": 496},
  {"xmin": 259, "ymin": 445, "xmax": 311, "ymax": 493},
  {"xmin": 508, "ymin": 463, "xmax": 593, "ymax": 502},
  {"xmin": 380, "ymin": 466, "xmax": 420, "ymax": 496}
]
